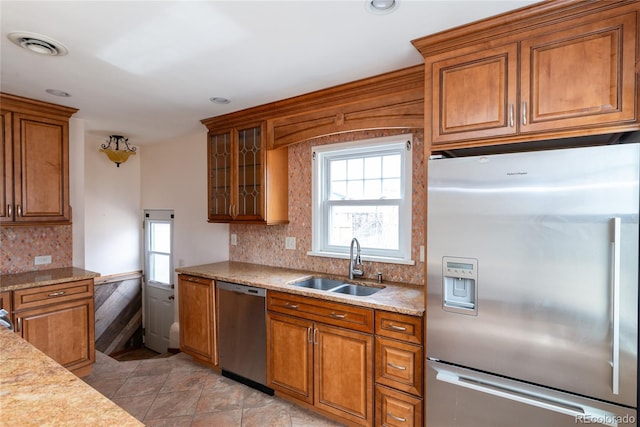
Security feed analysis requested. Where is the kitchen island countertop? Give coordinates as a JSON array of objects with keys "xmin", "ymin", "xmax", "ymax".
[
  {"xmin": 176, "ymin": 261, "xmax": 424, "ymax": 316},
  {"xmin": 0, "ymin": 267, "xmax": 100, "ymax": 292},
  {"xmin": 0, "ymin": 327, "xmax": 143, "ymax": 427}
]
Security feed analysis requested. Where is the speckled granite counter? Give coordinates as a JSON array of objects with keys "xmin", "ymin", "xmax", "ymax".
[
  {"xmin": 0, "ymin": 327, "xmax": 143, "ymax": 427},
  {"xmin": 0, "ymin": 267, "xmax": 100, "ymax": 292},
  {"xmin": 176, "ymin": 261, "xmax": 424, "ymax": 316}
]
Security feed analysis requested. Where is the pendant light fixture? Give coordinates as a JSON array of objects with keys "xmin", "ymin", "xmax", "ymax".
[{"xmin": 100, "ymin": 135, "xmax": 137, "ymax": 167}]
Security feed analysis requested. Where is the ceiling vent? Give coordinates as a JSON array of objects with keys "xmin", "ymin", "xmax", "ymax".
[{"xmin": 8, "ymin": 32, "xmax": 68, "ymax": 56}]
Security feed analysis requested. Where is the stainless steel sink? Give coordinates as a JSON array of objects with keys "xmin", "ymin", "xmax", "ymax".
[
  {"xmin": 329, "ymin": 284, "xmax": 383, "ymax": 296},
  {"xmin": 292, "ymin": 277, "xmax": 345, "ymax": 290},
  {"xmin": 291, "ymin": 277, "xmax": 383, "ymax": 296}
]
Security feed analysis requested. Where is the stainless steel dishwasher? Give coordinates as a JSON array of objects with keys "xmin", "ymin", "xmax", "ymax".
[{"xmin": 216, "ymin": 281, "xmax": 273, "ymax": 394}]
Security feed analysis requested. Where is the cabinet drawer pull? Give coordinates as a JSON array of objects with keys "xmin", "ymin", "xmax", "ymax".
[
  {"xmin": 284, "ymin": 302, "xmax": 298, "ymax": 309},
  {"xmin": 388, "ymin": 413, "xmax": 407, "ymax": 422},
  {"xmin": 17, "ymin": 204, "xmax": 22, "ymax": 217},
  {"xmin": 388, "ymin": 323, "xmax": 407, "ymax": 331},
  {"xmin": 17, "ymin": 317, "xmax": 21, "ymax": 333},
  {"xmin": 313, "ymin": 328, "xmax": 318, "ymax": 345},
  {"xmin": 387, "ymin": 362, "xmax": 407, "ymax": 371},
  {"xmin": 7, "ymin": 204, "xmax": 12, "ymax": 217},
  {"xmin": 307, "ymin": 327, "xmax": 312, "ymax": 343},
  {"xmin": 330, "ymin": 312, "xmax": 346, "ymax": 319},
  {"xmin": 509, "ymin": 103, "xmax": 514, "ymax": 128},
  {"xmin": 522, "ymin": 101, "xmax": 527, "ymax": 126},
  {"xmin": 48, "ymin": 291, "xmax": 66, "ymax": 297}
]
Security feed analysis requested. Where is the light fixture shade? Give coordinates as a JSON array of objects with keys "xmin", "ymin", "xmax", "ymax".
[
  {"xmin": 100, "ymin": 148, "xmax": 136, "ymax": 165},
  {"xmin": 100, "ymin": 135, "xmax": 137, "ymax": 167}
]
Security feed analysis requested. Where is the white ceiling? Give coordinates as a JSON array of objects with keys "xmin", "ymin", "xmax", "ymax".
[{"xmin": 1, "ymin": 1, "xmax": 538, "ymax": 145}]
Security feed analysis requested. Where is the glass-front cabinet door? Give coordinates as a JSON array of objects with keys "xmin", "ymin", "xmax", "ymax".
[
  {"xmin": 208, "ymin": 130, "xmax": 233, "ymax": 221},
  {"xmin": 236, "ymin": 124, "xmax": 264, "ymax": 221},
  {"xmin": 207, "ymin": 122, "xmax": 265, "ymax": 223}
]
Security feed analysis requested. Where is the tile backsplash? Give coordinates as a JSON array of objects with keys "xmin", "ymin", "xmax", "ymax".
[
  {"xmin": 230, "ymin": 129, "xmax": 425, "ymax": 286},
  {"xmin": 0, "ymin": 225, "xmax": 73, "ymax": 274}
]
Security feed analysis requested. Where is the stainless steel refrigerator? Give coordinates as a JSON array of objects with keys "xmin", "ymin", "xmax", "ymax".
[{"xmin": 426, "ymin": 142, "xmax": 638, "ymax": 426}]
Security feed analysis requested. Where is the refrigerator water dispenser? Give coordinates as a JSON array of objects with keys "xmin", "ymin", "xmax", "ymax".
[{"xmin": 442, "ymin": 257, "xmax": 478, "ymax": 315}]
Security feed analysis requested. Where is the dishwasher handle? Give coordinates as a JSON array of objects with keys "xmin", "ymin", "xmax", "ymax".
[{"xmin": 217, "ymin": 281, "xmax": 266, "ymax": 297}]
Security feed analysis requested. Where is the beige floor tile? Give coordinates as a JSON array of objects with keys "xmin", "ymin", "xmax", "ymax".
[
  {"xmin": 190, "ymin": 409, "xmax": 242, "ymax": 427},
  {"xmin": 144, "ymin": 416, "xmax": 194, "ymax": 427},
  {"xmin": 84, "ymin": 351, "xmax": 344, "ymax": 427},
  {"xmin": 110, "ymin": 393, "xmax": 156, "ymax": 421},
  {"xmin": 145, "ymin": 389, "xmax": 201, "ymax": 420},
  {"xmin": 114, "ymin": 373, "xmax": 168, "ymax": 397}
]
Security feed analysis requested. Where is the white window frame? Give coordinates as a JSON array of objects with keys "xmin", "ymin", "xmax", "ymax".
[
  {"xmin": 308, "ymin": 134, "xmax": 413, "ymax": 265},
  {"xmin": 144, "ymin": 209, "xmax": 174, "ymax": 288}
]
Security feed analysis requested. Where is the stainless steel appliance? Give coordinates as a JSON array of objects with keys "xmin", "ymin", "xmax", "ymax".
[
  {"xmin": 426, "ymin": 143, "xmax": 639, "ymax": 426},
  {"xmin": 217, "ymin": 281, "xmax": 272, "ymax": 394}
]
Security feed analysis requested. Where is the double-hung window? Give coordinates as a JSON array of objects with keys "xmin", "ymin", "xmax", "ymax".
[{"xmin": 310, "ymin": 134, "xmax": 413, "ymax": 264}]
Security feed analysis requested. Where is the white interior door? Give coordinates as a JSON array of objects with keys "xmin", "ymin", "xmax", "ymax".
[{"xmin": 143, "ymin": 209, "xmax": 174, "ymax": 354}]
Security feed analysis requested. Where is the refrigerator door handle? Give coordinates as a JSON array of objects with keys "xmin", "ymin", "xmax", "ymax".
[
  {"xmin": 610, "ymin": 217, "xmax": 621, "ymax": 395},
  {"xmin": 435, "ymin": 370, "xmax": 618, "ymax": 426}
]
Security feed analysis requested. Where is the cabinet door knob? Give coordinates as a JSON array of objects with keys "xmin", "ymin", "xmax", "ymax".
[{"xmin": 168, "ymin": 295, "xmax": 175, "ymax": 300}]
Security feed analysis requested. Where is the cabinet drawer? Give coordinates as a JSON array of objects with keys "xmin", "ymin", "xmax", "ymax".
[
  {"xmin": 13, "ymin": 279, "xmax": 94, "ymax": 311},
  {"xmin": 178, "ymin": 274, "xmax": 213, "ymax": 286},
  {"xmin": 375, "ymin": 385, "xmax": 423, "ymax": 427},
  {"xmin": 376, "ymin": 337, "xmax": 423, "ymax": 397},
  {"xmin": 267, "ymin": 291, "xmax": 373, "ymax": 333},
  {"xmin": 375, "ymin": 310, "xmax": 423, "ymax": 344}
]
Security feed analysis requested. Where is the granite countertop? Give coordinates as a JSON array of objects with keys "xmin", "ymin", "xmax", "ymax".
[
  {"xmin": 0, "ymin": 267, "xmax": 101, "ymax": 292},
  {"xmin": 176, "ymin": 261, "xmax": 424, "ymax": 316},
  {"xmin": 0, "ymin": 327, "xmax": 142, "ymax": 427}
]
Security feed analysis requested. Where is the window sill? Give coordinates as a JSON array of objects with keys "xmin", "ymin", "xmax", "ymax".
[{"xmin": 306, "ymin": 251, "xmax": 416, "ymax": 266}]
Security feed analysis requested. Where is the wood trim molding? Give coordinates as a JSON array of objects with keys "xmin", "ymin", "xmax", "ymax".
[
  {"xmin": 201, "ymin": 65, "xmax": 424, "ymax": 144},
  {"xmin": 411, "ymin": 0, "xmax": 638, "ymax": 57},
  {"xmin": 94, "ymin": 270, "xmax": 143, "ymax": 286},
  {"xmin": 0, "ymin": 92, "xmax": 78, "ymax": 119}
]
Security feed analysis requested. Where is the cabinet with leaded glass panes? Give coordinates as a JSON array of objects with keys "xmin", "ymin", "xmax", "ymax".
[{"xmin": 207, "ymin": 121, "xmax": 289, "ymax": 224}]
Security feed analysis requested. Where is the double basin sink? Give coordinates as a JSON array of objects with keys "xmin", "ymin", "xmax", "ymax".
[{"xmin": 291, "ymin": 277, "xmax": 383, "ymax": 296}]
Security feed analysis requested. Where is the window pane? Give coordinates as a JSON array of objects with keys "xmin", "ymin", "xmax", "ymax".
[
  {"xmin": 150, "ymin": 253, "xmax": 170, "ymax": 284},
  {"xmin": 150, "ymin": 222, "xmax": 171, "ymax": 253},
  {"xmin": 329, "ymin": 153, "xmax": 402, "ymax": 201},
  {"xmin": 364, "ymin": 156, "xmax": 381, "ymax": 179},
  {"xmin": 328, "ymin": 205, "xmax": 399, "ymax": 250}
]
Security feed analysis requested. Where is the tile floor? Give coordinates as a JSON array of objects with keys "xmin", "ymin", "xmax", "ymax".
[{"xmin": 82, "ymin": 351, "xmax": 344, "ymax": 426}]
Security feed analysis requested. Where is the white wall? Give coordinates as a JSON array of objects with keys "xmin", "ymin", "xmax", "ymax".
[
  {"xmin": 141, "ymin": 130, "xmax": 229, "ymax": 348},
  {"xmin": 140, "ymin": 130, "xmax": 229, "ymax": 277},
  {"xmin": 70, "ymin": 118, "xmax": 86, "ymax": 269},
  {"xmin": 84, "ymin": 134, "xmax": 142, "ymax": 276}
]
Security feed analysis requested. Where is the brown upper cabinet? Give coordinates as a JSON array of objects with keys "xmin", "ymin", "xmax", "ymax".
[
  {"xmin": 412, "ymin": 0, "xmax": 640, "ymax": 149},
  {"xmin": 1, "ymin": 93, "xmax": 77, "ymax": 226},
  {"xmin": 200, "ymin": 65, "xmax": 424, "ymax": 225},
  {"xmin": 205, "ymin": 121, "xmax": 288, "ymax": 225}
]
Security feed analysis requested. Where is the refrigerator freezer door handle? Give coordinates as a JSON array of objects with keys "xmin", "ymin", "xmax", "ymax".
[
  {"xmin": 435, "ymin": 370, "xmax": 619, "ymax": 427},
  {"xmin": 610, "ymin": 217, "xmax": 621, "ymax": 395}
]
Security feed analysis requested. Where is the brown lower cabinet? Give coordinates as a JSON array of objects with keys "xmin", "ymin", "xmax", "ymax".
[
  {"xmin": 11, "ymin": 279, "xmax": 95, "ymax": 376},
  {"xmin": 267, "ymin": 291, "xmax": 374, "ymax": 426},
  {"xmin": 178, "ymin": 274, "xmax": 216, "ymax": 365}
]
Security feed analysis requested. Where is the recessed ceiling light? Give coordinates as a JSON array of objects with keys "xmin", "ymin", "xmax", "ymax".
[
  {"xmin": 7, "ymin": 31, "xmax": 68, "ymax": 56},
  {"xmin": 209, "ymin": 97, "xmax": 231, "ymax": 104},
  {"xmin": 366, "ymin": 0, "xmax": 398, "ymax": 14},
  {"xmin": 46, "ymin": 89, "xmax": 71, "ymax": 97}
]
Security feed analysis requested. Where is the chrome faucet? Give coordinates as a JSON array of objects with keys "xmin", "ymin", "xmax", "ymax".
[{"xmin": 349, "ymin": 237, "xmax": 365, "ymax": 280}]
